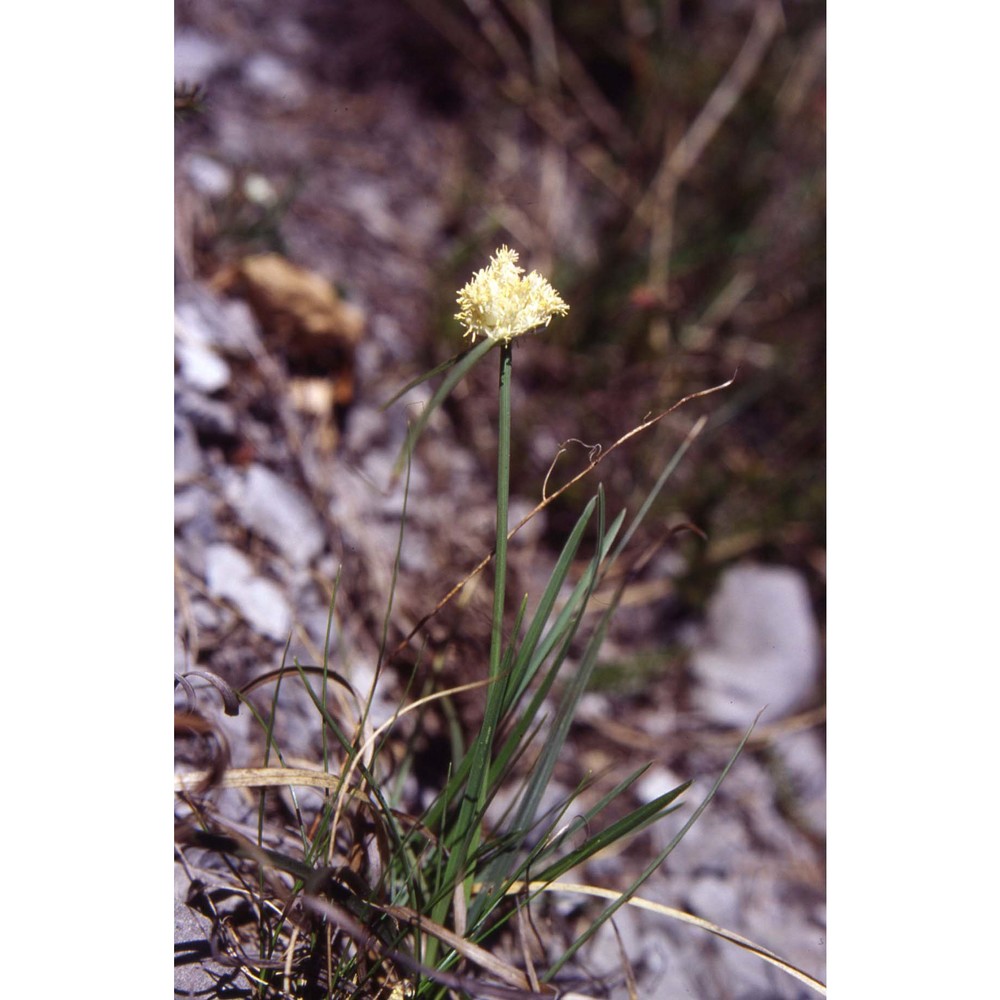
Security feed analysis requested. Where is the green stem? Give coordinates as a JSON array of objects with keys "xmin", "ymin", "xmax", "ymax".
[
  {"xmin": 456, "ymin": 341, "xmax": 513, "ymax": 927},
  {"xmin": 489, "ymin": 341, "xmax": 513, "ymax": 687},
  {"xmin": 470, "ymin": 343, "xmax": 513, "ymax": 837},
  {"xmin": 427, "ymin": 341, "xmax": 514, "ymax": 949}
]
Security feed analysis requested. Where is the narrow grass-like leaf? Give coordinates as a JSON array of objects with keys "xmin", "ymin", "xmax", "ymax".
[
  {"xmin": 543, "ymin": 712, "xmax": 762, "ymax": 981},
  {"xmin": 475, "ymin": 421, "xmax": 706, "ymax": 916},
  {"xmin": 504, "ymin": 881, "xmax": 827, "ymax": 996},
  {"xmin": 606, "ymin": 414, "xmax": 707, "ymax": 566},
  {"xmin": 521, "ymin": 763, "xmax": 668, "ymax": 873},
  {"xmin": 392, "ymin": 336, "xmax": 494, "ymax": 478},
  {"xmin": 469, "ymin": 497, "xmax": 619, "ymax": 924},
  {"xmin": 379, "ymin": 343, "xmax": 477, "ymax": 411},
  {"xmin": 439, "ymin": 686, "xmax": 467, "ymax": 769},
  {"xmin": 319, "ymin": 566, "xmax": 343, "ymax": 773},
  {"xmin": 528, "ymin": 763, "xmax": 654, "ymax": 864},
  {"xmin": 517, "ymin": 504, "xmax": 625, "ymax": 686},
  {"xmin": 485, "ymin": 500, "xmax": 625, "ymax": 803},
  {"xmin": 376, "ymin": 451, "xmax": 412, "ymax": 674},
  {"xmin": 180, "ymin": 669, "xmax": 240, "ymax": 716},
  {"xmin": 302, "ymin": 895, "xmax": 556, "ymax": 1000},
  {"xmin": 174, "ymin": 766, "xmax": 347, "ymax": 794},
  {"xmin": 499, "ymin": 505, "xmax": 618, "ymax": 832},
  {"xmin": 186, "ymin": 828, "xmax": 317, "ymax": 883},
  {"xmin": 429, "ymin": 342, "xmax": 513, "ymax": 948},
  {"xmin": 532, "ymin": 782, "xmax": 689, "ymax": 884},
  {"xmin": 237, "ymin": 662, "xmax": 358, "ymax": 702},
  {"xmin": 456, "ymin": 766, "xmax": 674, "ymax": 948},
  {"xmin": 290, "ymin": 663, "xmax": 408, "ymax": 860},
  {"xmin": 499, "ymin": 495, "xmax": 597, "ymax": 715},
  {"xmin": 496, "ymin": 593, "xmax": 529, "ymax": 705}
]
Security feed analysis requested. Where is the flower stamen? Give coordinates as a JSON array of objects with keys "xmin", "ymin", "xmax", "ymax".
[{"xmin": 455, "ymin": 246, "xmax": 569, "ymax": 344}]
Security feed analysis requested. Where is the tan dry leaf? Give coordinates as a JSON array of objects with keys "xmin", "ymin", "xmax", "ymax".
[{"xmin": 215, "ymin": 252, "xmax": 365, "ymax": 408}]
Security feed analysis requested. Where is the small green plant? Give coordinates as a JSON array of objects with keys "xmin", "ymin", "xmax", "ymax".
[{"xmin": 176, "ymin": 247, "xmax": 824, "ymax": 998}]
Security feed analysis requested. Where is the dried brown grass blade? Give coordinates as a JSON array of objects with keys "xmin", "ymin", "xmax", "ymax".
[
  {"xmin": 389, "ymin": 374, "xmax": 735, "ymax": 660},
  {"xmin": 174, "ymin": 766, "xmax": 345, "ymax": 794},
  {"xmin": 378, "ymin": 901, "xmax": 536, "ymax": 991},
  {"xmin": 302, "ymin": 895, "xmax": 556, "ymax": 999},
  {"xmin": 505, "ymin": 881, "xmax": 826, "ymax": 996},
  {"xmin": 181, "ymin": 669, "xmax": 241, "ymax": 716}
]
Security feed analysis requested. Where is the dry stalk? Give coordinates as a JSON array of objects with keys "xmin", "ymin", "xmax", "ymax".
[
  {"xmin": 389, "ymin": 374, "xmax": 734, "ymax": 662},
  {"xmin": 634, "ymin": 0, "xmax": 786, "ymax": 348}
]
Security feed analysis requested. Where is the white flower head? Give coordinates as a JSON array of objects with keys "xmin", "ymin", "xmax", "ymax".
[{"xmin": 455, "ymin": 245, "xmax": 569, "ymax": 344}]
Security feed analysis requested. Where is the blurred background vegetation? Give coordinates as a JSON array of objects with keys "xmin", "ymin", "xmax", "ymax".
[
  {"xmin": 177, "ymin": 0, "xmax": 825, "ymax": 650},
  {"xmin": 403, "ymin": 0, "xmax": 826, "ymax": 619}
]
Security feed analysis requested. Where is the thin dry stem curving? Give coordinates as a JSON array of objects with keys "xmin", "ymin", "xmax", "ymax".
[
  {"xmin": 635, "ymin": 0, "xmax": 785, "ymax": 345},
  {"xmin": 389, "ymin": 373, "xmax": 735, "ymax": 661}
]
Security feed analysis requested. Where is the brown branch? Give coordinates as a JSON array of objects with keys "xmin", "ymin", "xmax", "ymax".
[
  {"xmin": 636, "ymin": 0, "xmax": 786, "ymax": 230},
  {"xmin": 635, "ymin": 0, "xmax": 785, "ymax": 329}
]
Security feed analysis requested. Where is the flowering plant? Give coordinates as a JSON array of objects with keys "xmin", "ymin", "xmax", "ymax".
[
  {"xmin": 455, "ymin": 245, "xmax": 569, "ymax": 344},
  {"xmin": 175, "ymin": 241, "xmax": 820, "ymax": 999}
]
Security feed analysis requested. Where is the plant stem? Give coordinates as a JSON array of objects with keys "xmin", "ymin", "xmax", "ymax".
[
  {"xmin": 489, "ymin": 341, "xmax": 513, "ymax": 687},
  {"xmin": 428, "ymin": 341, "xmax": 514, "ymax": 953},
  {"xmin": 470, "ymin": 342, "xmax": 513, "ymax": 844}
]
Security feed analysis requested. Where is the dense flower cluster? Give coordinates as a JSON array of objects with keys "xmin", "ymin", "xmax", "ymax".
[{"xmin": 455, "ymin": 246, "xmax": 569, "ymax": 344}]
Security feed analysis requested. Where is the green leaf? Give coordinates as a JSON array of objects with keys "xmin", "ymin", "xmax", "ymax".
[
  {"xmin": 390, "ymin": 337, "xmax": 494, "ymax": 479},
  {"xmin": 533, "ymin": 781, "xmax": 690, "ymax": 884},
  {"xmin": 544, "ymin": 713, "xmax": 762, "ymax": 981}
]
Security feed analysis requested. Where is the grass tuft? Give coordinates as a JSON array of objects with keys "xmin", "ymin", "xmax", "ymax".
[{"xmin": 175, "ymin": 253, "xmax": 823, "ymax": 998}]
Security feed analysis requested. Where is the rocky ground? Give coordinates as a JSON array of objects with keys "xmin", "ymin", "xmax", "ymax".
[{"xmin": 174, "ymin": 2, "xmax": 825, "ymax": 997}]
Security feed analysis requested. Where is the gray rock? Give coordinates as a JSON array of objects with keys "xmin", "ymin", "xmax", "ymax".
[
  {"xmin": 773, "ymin": 728, "xmax": 826, "ymax": 838},
  {"xmin": 232, "ymin": 465, "xmax": 326, "ymax": 568},
  {"xmin": 635, "ymin": 764, "xmax": 687, "ymax": 806},
  {"xmin": 348, "ymin": 179, "xmax": 399, "ymax": 242},
  {"xmin": 176, "ymin": 390, "xmax": 237, "ymax": 440},
  {"xmin": 174, "ymin": 416, "xmax": 203, "ymax": 481},
  {"xmin": 184, "ymin": 152, "xmax": 234, "ymax": 199},
  {"xmin": 689, "ymin": 564, "xmax": 820, "ymax": 727},
  {"xmin": 174, "ymin": 29, "xmax": 231, "ymax": 84},
  {"xmin": 174, "ymin": 484, "xmax": 215, "ymax": 530},
  {"xmin": 174, "ymin": 488, "xmax": 220, "ymax": 577},
  {"xmin": 686, "ymin": 873, "xmax": 740, "ymax": 928},
  {"xmin": 175, "ymin": 632, "xmax": 189, "ymax": 674},
  {"xmin": 205, "ymin": 544, "xmax": 292, "ymax": 640},
  {"xmin": 174, "ymin": 862, "xmax": 252, "ymax": 996},
  {"xmin": 243, "ymin": 52, "xmax": 309, "ymax": 107},
  {"xmin": 584, "ymin": 904, "xmax": 640, "ymax": 977},
  {"xmin": 176, "ymin": 339, "xmax": 231, "ymax": 394},
  {"xmin": 175, "ymin": 285, "xmax": 261, "ymax": 358}
]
